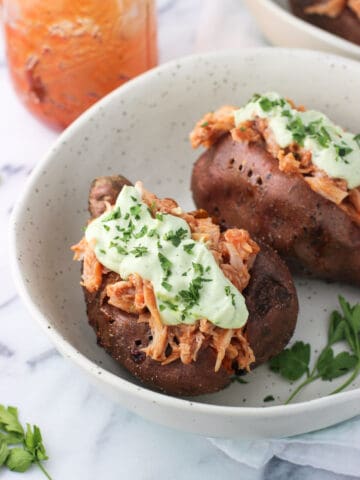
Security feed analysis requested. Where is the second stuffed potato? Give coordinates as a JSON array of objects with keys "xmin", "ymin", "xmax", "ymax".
[{"xmin": 191, "ymin": 93, "xmax": 360, "ymax": 285}]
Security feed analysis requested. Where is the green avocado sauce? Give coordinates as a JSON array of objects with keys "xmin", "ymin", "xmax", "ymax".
[
  {"xmin": 234, "ymin": 92, "xmax": 360, "ymax": 189},
  {"xmin": 85, "ymin": 185, "xmax": 248, "ymax": 329}
]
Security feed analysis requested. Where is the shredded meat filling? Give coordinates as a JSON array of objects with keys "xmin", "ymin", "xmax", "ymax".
[
  {"xmin": 72, "ymin": 186, "xmax": 259, "ymax": 373},
  {"xmin": 190, "ymin": 105, "xmax": 360, "ymax": 224},
  {"xmin": 305, "ymin": 0, "xmax": 360, "ymax": 19}
]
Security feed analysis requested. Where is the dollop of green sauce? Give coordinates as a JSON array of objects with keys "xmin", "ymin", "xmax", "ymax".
[
  {"xmin": 85, "ymin": 185, "xmax": 248, "ymax": 329},
  {"xmin": 234, "ymin": 92, "xmax": 360, "ymax": 189}
]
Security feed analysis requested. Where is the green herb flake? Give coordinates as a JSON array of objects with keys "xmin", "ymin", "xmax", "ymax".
[
  {"xmin": 162, "ymin": 300, "xmax": 178, "ymax": 312},
  {"xmin": 102, "ymin": 207, "xmax": 121, "ymax": 222},
  {"xmin": 259, "ymin": 97, "xmax": 274, "ymax": 112},
  {"xmin": 335, "ymin": 144, "xmax": 353, "ymax": 159},
  {"xmin": 130, "ymin": 246, "xmax": 148, "ymax": 257},
  {"xmin": 161, "ymin": 280, "xmax": 172, "ymax": 292},
  {"xmin": 192, "ymin": 262, "xmax": 204, "ymax": 276},
  {"xmin": 183, "ymin": 243, "xmax": 195, "ymax": 254},
  {"xmin": 287, "ymin": 117, "xmax": 306, "ymax": 146},
  {"xmin": 354, "ymin": 133, "xmax": 360, "ymax": 147},
  {"xmin": 164, "ymin": 228, "xmax": 188, "ymax": 247},
  {"xmin": 158, "ymin": 252, "xmax": 172, "ymax": 276},
  {"xmin": 103, "ymin": 224, "xmax": 110, "ymax": 232},
  {"xmin": 99, "ymin": 249, "xmax": 106, "ymax": 254},
  {"xmin": 148, "ymin": 228, "xmax": 157, "ymax": 238},
  {"xmin": 134, "ymin": 225, "xmax": 148, "ymax": 239},
  {"xmin": 130, "ymin": 204, "xmax": 142, "ymax": 219},
  {"xmin": 263, "ymin": 395, "xmax": 275, "ymax": 403},
  {"xmin": 156, "ymin": 212, "xmax": 164, "ymax": 221},
  {"xmin": 201, "ymin": 121, "xmax": 209, "ymax": 128}
]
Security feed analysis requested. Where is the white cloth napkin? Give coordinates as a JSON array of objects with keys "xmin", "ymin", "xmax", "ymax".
[
  {"xmin": 209, "ymin": 416, "xmax": 360, "ymax": 477},
  {"xmin": 196, "ymin": 1, "xmax": 360, "ymax": 477}
]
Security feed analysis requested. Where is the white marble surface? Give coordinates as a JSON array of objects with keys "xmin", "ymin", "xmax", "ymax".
[{"xmin": 0, "ymin": 1, "xmax": 359, "ymax": 479}]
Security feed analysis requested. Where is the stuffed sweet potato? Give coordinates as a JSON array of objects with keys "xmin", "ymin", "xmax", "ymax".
[
  {"xmin": 191, "ymin": 92, "xmax": 360, "ymax": 286},
  {"xmin": 289, "ymin": 0, "xmax": 360, "ymax": 46},
  {"xmin": 72, "ymin": 175, "xmax": 298, "ymax": 396}
]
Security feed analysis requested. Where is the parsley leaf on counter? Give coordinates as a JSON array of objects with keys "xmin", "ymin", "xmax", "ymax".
[
  {"xmin": 0, "ymin": 405, "xmax": 51, "ymax": 478},
  {"xmin": 269, "ymin": 296, "xmax": 360, "ymax": 404}
]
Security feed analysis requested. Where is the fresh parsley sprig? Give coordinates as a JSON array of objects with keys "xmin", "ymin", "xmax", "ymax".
[
  {"xmin": 269, "ymin": 296, "xmax": 360, "ymax": 404},
  {"xmin": 0, "ymin": 405, "xmax": 52, "ymax": 479}
]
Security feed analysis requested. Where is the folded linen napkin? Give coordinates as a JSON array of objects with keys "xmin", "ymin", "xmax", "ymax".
[{"xmin": 195, "ymin": 0, "xmax": 360, "ymax": 477}]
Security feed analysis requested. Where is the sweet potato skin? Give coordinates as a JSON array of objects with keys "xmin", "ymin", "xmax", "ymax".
[
  {"xmin": 82, "ymin": 175, "xmax": 298, "ymax": 396},
  {"xmin": 290, "ymin": 0, "xmax": 360, "ymax": 46},
  {"xmin": 191, "ymin": 134, "xmax": 360, "ymax": 286}
]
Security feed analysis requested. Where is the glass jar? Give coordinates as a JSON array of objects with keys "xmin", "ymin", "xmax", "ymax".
[{"xmin": 3, "ymin": 0, "xmax": 157, "ymax": 129}]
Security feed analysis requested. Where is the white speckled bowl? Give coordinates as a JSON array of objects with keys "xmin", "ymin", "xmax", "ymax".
[
  {"xmin": 244, "ymin": 0, "xmax": 360, "ymax": 60},
  {"xmin": 10, "ymin": 49, "xmax": 360, "ymax": 438}
]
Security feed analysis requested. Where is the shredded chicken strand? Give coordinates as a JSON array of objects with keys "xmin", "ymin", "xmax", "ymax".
[
  {"xmin": 190, "ymin": 105, "xmax": 236, "ymax": 149},
  {"xmin": 305, "ymin": 0, "xmax": 347, "ymax": 17},
  {"xmin": 71, "ymin": 237, "xmax": 103, "ymax": 292}
]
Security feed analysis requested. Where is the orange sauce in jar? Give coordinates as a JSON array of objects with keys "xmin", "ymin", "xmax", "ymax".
[{"xmin": 3, "ymin": 0, "xmax": 157, "ymax": 129}]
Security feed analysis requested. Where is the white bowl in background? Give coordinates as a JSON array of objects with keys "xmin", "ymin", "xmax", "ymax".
[
  {"xmin": 244, "ymin": 0, "xmax": 360, "ymax": 60},
  {"xmin": 10, "ymin": 48, "xmax": 360, "ymax": 438}
]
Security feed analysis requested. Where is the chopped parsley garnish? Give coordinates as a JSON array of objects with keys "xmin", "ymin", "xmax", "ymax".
[
  {"xmin": 183, "ymin": 243, "xmax": 195, "ymax": 254},
  {"xmin": 258, "ymin": 96, "xmax": 286, "ymax": 112},
  {"xmin": 161, "ymin": 280, "xmax": 172, "ymax": 292},
  {"xmin": 156, "ymin": 212, "xmax": 164, "ymax": 221},
  {"xmin": 124, "ymin": 212, "xmax": 130, "ymax": 220},
  {"xmin": 250, "ymin": 93, "xmax": 261, "ymax": 102},
  {"xmin": 287, "ymin": 117, "xmax": 306, "ymax": 146},
  {"xmin": 103, "ymin": 224, "xmax": 110, "ymax": 231},
  {"xmin": 130, "ymin": 195, "xmax": 138, "ymax": 202},
  {"xmin": 157, "ymin": 240, "xmax": 163, "ymax": 249},
  {"xmin": 109, "ymin": 242, "xmax": 128, "ymax": 255},
  {"xmin": 281, "ymin": 109, "xmax": 292, "ymax": 118},
  {"xmin": 164, "ymin": 227, "xmax": 188, "ymax": 247},
  {"xmin": 178, "ymin": 276, "xmax": 210, "ymax": 309},
  {"xmin": 130, "ymin": 246, "xmax": 148, "ymax": 257},
  {"xmin": 130, "ymin": 204, "xmax": 142, "ymax": 219},
  {"xmin": 259, "ymin": 97, "xmax": 274, "ymax": 112},
  {"xmin": 102, "ymin": 207, "xmax": 121, "ymax": 222},
  {"xmin": 354, "ymin": 134, "xmax": 360, "ymax": 147},
  {"xmin": 225, "ymin": 286, "xmax": 236, "ymax": 306},
  {"xmin": 201, "ymin": 121, "xmax": 209, "ymax": 128},
  {"xmin": 192, "ymin": 262, "xmax": 204, "ymax": 276},
  {"xmin": 134, "ymin": 225, "xmax": 148, "ymax": 238},
  {"xmin": 335, "ymin": 144, "xmax": 353, "ymax": 159},
  {"xmin": 147, "ymin": 228, "xmax": 157, "ymax": 238},
  {"xmin": 158, "ymin": 252, "xmax": 172, "ymax": 276},
  {"xmin": 162, "ymin": 300, "xmax": 178, "ymax": 311},
  {"xmin": 100, "ymin": 249, "xmax": 106, "ymax": 254}
]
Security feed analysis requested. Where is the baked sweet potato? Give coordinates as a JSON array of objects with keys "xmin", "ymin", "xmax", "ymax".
[
  {"xmin": 289, "ymin": 0, "xmax": 360, "ymax": 46},
  {"xmin": 191, "ymin": 134, "xmax": 360, "ymax": 286},
  {"xmin": 75, "ymin": 176, "xmax": 298, "ymax": 396}
]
